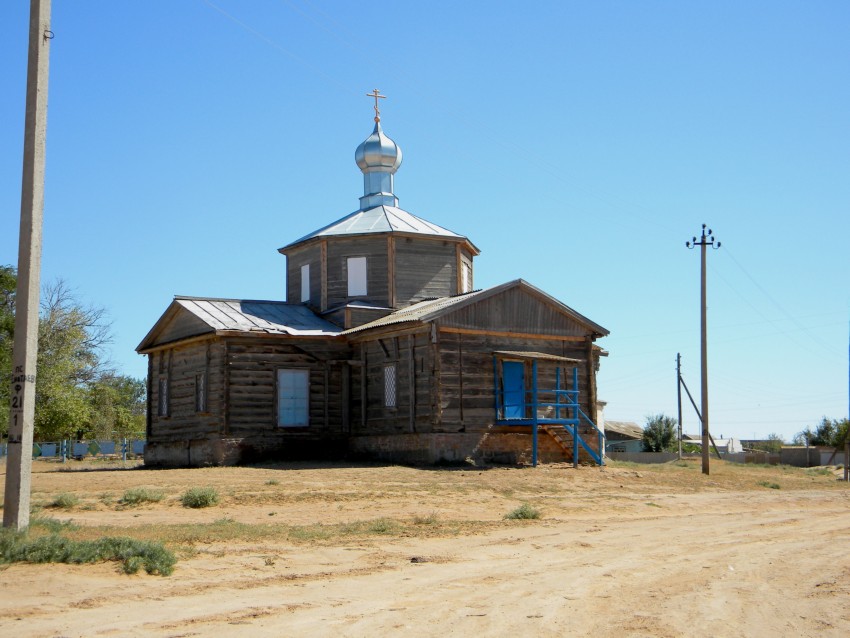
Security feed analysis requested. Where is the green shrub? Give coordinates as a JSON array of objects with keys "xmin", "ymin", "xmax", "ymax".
[
  {"xmin": 120, "ymin": 488, "xmax": 165, "ymax": 506},
  {"xmin": 504, "ymin": 503, "xmax": 541, "ymax": 520},
  {"xmin": 51, "ymin": 493, "xmax": 79, "ymax": 509},
  {"xmin": 180, "ymin": 487, "xmax": 219, "ymax": 508},
  {"xmin": 757, "ymin": 481, "xmax": 781, "ymax": 490},
  {"xmin": 0, "ymin": 529, "xmax": 175, "ymax": 575}
]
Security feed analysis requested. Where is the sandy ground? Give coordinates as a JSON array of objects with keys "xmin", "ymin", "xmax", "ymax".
[{"xmin": 1, "ymin": 458, "xmax": 849, "ymax": 637}]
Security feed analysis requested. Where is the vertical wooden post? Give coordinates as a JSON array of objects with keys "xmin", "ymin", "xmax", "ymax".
[
  {"xmin": 4, "ymin": 0, "xmax": 52, "ymax": 531},
  {"xmin": 387, "ymin": 236, "xmax": 395, "ymax": 308},
  {"xmin": 531, "ymin": 359, "xmax": 538, "ymax": 467},
  {"xmin": 408, "ymin": 334, "xmax": 416, "ymax": 433},
  {"xmin": 320, "ymin": 240, "xmax": 327, "ymax": 312}
]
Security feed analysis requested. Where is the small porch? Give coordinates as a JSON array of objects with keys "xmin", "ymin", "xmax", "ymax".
[{"xmin": 493, "ymin": 351, "xmax": 604, "ymax": 467}]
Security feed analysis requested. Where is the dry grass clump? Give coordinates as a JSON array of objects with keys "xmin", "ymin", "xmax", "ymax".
[
  {"xmin": 120, "ymin": 488, "xmax": 165, "ymax": 506},
  {"xmin": 180, "ymin": 487, "xmax": 219, "ymax": 508}
]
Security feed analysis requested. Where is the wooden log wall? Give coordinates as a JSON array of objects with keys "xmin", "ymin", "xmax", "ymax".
[
  {"xmin": 284, "ymin": 243, "xmax": 322, "ymax": 308},
  {"xmin": 350, "ymin": 328, "xmax": 433, "ymax": 434},
  {"xmin": 148, "ymin": 339, "xmax": 225, "ymax": 443},
  {"xmin": 394, "ymin": 238, "xmax": 458, "ymax": 305},
  {"xmin": 224, "ymin": 337, "xmax": 350, "ymax": 440},
  {"xmin": 435, "ymin": 329, "xmax": 597, "ymax": 434}
]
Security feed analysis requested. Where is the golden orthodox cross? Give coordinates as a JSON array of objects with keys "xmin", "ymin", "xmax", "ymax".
[{"xmin": 367, "ymin": 88, "xmax": 386, "ymax": 122}]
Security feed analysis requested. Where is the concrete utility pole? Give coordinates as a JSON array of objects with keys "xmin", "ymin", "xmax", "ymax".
[
  {"xmin": 686, "ymin": 225, "xmax": 720, "ymax": 476},
  {"xmin": 676, "ymin": 353, "xmax": 683, "ymax": 460},
  {"xmin": 4, "ymin": 0, "xmax": 52, "ymax": 531}
]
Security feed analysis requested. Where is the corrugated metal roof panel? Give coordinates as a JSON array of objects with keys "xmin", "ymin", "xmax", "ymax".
[
  {"xmin": 176, "ymin": 298, "xmax": 342, "ymax": 336},
  {"xmin": 604, "ymin": 421, "xmax": 644, "ymax": 439},
  {"xmin": 342, "ymin": 290, "xmax": 484, "ymax": 334}
]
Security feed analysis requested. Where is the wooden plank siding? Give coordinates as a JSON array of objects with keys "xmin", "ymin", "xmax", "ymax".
[
  {"xmin": 224, "ymin": 337, "xmax": 350, "ymax": 440},
  {"xmin": 284, "ymin": 243, "xmax": 322, "ymax": 309},
  {"xmin": 438, "ymin": 286, "xmax": 589, "ymax": 337},
  {"xmin": 394, "ymin": 238, "xmax": 458, "ymax": 305},
  {"xmin": 434, "ymin": 329, "xmax": 597, "ymax": 434},
  {"xmin": 350, "ymin": 329, "xmax": 433, "ymax": 435},
  {"xmin": 148, "ymin": 339, "xmax": 225, "ymax": 443},
  {"xmin": 326, "ymin": 236, "xmax": 389, "ymax": 309}
]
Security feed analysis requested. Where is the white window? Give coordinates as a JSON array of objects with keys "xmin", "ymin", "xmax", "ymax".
[
  {"xmin": 277, "ymin": 369, "xmax": 309, "ymax": 427},
  {"xmin": 384, "ymin": 364, "xmax": 397, "ymax": 408},
  {"xmin": 461, "ymin": 262, "xmax": 472, "ymax": 293},
  {"xmin": 347, "ymin": 256, "xmax": 367, "ymax": 296},
  {"xmin": 301, "ymin": 264, "xmax": 310, "ymax": 302}
]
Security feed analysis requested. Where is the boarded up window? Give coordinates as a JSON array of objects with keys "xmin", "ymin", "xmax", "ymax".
[
  {"xmin": 277, "ymin": 369, "xmax": 309, "ymax": 427},
  {"xmin": 347, "ymin": 256, "xmax": 367, "ymax": 296},
  {"xmin": 301, "ymin": 264, "xmax": 310, "ymax": 302},
  {"xmin": 384, "ymin": 364, "xmax": 397, "ymax": 408},
  {"xmin": 461, "ymin": 261, "xmax": 472, "ymax": 293},
  {"xmin": 158, "ymin": 377, "xmax": 169, "ymax": 417},
  {"xmin": 195, "ymin": 372, "xmax": 207, "ymax": 413}
]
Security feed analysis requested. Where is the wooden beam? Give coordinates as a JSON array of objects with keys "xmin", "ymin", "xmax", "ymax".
[
  {"xmin": 455, "ymin": 243, "xmax": 462, "ymax": 294},
  {"xmin": 320, "ymin": 239, "xmax": 328, "ymax": 312},
  {"xmin": 360, "ymin": 345, "xmax": 367, "ymax": 428},
  {"xmin": 342, "ymin": 362, "xmax": 350, "ymax": 433},
  {"xmin": 387, "ymin": 235, "xmax": 396, "ymax": 308},
  {"xmin": 223, "ymin": 341, "xmax": 231, "ymax": 435},
  {"xmin": 439, "ymin": 326, "xmax": 587, "ymax": 342},
  {"xmin": 408, "ymin": 334, "xmax": 416, "ymax": 432}
]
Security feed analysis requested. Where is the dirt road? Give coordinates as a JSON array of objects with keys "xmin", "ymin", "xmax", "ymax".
[{"xmin": 1, "ymin": 459, "xmax": 848, "ymax": 637}]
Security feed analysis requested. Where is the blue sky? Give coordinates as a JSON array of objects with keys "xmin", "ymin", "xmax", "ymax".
[{"xmin": 2, "ymin": 1, "xmax": 848, "ymax": 441}]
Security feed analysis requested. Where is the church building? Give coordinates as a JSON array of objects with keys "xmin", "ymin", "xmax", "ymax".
[{"xmin": 137, "ymin": 98, "xmax": 609, "ymax": 467}]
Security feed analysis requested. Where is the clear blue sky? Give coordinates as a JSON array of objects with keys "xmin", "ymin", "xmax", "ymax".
[{"xmin": 2, "ymin": 1, "xmax": 848, "ymax": 441}]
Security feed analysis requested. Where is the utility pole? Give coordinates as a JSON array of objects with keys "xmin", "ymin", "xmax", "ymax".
[
  {"xmin": 686, "ymin": 224, "xmax": 720, "ymax": 476},
  {"xmin": 4, "ymin": 0, "xmax": 52, "ymax": 531},
  {"xmin": 676, "ymin": 353, "xmax": 683, "ymax": 460}
]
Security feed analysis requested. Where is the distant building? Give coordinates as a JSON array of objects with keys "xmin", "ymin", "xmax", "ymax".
[
  {"xmin": 604, "ymin": 420, "xmax": 644, "ymax": 453},
  {"xmin": 138, "ymin": 109, "xmax": 609, "ymax": 467}
]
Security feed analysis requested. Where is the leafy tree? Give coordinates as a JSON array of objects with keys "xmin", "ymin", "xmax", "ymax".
[
  {"xmin": 88, "ymin": 374, "xmax": 147, "ymax": 439},
  {"xmin": 642, "ymin": 414, "xmax": 678, "ymax": 452},
  {"xmin": 1, "ymin": 267, "xmax": 145, "ymax": 441},
  {"xmin": 793, "ymin": 417, "xmax": 849, "ymax": 448}
]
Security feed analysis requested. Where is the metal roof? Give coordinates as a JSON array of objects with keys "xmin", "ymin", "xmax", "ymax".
[
  {"xmin": 280, "ymin": 205, "xmax": 476, "ymax": 251},
  {"xmin": 341, "ymin": 289, "xmax": 483, "ymax": 334},
  {"xmin": 604, "ymin": 420, "xmax": 644, "ymax": 439},
  {"xmin": 137, "ymin": 297, "xmax": 343, "ymax": 352},
  {"xmin": 174, "ymin": 298, "xmax": 342, "ymax": 335}
]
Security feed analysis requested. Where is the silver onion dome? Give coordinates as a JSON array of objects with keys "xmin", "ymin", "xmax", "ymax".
[
  {"xmin": 355, "ymin": 121, "xmax": 403, "ymax": 209},
  {"xmin": 355, "ymin": 121, "xmax": 402, "ymax": 172}
]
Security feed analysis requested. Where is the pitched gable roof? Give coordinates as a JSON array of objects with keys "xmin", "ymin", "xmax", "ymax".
[
  {"xmin": 342, "ymin": 279, "xmax": 609, "ymax": 337},
  {"xmin": 137, "ymin": 297, "xmax": 342, "ymax": 352}
]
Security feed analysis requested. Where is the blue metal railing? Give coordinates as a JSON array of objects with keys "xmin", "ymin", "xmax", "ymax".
[{"xmin": 494, "ymin": 360, "xmax": 604, "ymax": 467}]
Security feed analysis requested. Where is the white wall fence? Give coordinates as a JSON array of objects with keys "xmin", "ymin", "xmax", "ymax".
[{"xmin": 0, "ymin": 439, "xmax": 146, "ymax": 461}]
